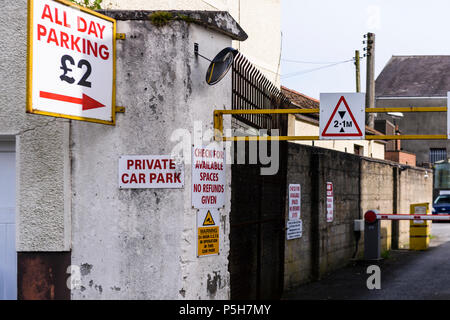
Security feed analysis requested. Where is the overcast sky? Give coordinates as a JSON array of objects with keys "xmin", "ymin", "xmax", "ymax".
[{"xmin": 281, "ymin": 0, "xmax": 450, "ymax": 99}]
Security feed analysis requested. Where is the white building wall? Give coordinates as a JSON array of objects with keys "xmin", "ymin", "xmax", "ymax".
[
  {"xmin": 102, "ymin": 0, "xmax": 282, "ymax": 86},
  {"xmin": 70, "ymin": 19, "xmax": 233, "ymax": 300}
]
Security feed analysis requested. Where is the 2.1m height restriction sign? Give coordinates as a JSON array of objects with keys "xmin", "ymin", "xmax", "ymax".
[
  {"xmin": 27, "ymin": 0, "xmax": 116, "ymax": 125},
  {"xmin": 319, "ymin": 93, "xmax": 365, "ymax": 140}
]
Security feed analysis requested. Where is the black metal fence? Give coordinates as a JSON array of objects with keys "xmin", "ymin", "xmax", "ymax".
[{"xmin": 232, "ymin": 53, "xmax": 290, "ymax": 135}]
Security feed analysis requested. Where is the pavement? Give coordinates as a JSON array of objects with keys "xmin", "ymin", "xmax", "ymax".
[{"xmin": 282, "ymin": 222, "xmax": 450, "ymax": 300}]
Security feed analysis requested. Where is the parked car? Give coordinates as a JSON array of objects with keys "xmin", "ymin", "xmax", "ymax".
[{"xmin": 433, "ymin": 194, "xmax": 450, "ymax": 214}]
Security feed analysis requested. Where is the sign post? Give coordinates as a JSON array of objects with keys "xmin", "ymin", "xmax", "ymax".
[{"xmin": 27, "ymin": 0, "xmax": 116, "ymax": 125}]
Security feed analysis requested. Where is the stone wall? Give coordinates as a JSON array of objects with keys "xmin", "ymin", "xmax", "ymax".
[{"xmin": 284, "ymin": 142, "xmax": 433, "ymax": 291}]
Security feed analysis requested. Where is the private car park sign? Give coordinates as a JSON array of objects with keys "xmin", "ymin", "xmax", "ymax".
[{"xmin": 27, "ymin": 0, "xmax": 116, "ymax": 125}]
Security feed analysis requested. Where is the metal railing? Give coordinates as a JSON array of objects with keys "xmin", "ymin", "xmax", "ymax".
[
  {"xmin": 214, "ymin": 106, "xmax": 449, "ymax": 141},
  {"xmin": 231, "ymin": 53, "xmax": 290, "ymax": 133}
]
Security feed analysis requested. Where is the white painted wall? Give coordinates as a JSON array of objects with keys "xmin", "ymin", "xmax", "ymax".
[
  {"xmin": 70, "ymin": 19, "xmax": 233, "ymax": 300},
  {"xmin": 102, "ymin": 0, "xmax": 282, "ymax": 86}
]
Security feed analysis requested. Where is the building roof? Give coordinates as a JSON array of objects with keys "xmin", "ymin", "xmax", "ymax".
[
  {"xmin": 281, "ymin": 86, "xmax": 319, "ymax": 109},
  {"xmin": 376, "ymin": 55, "xmax": 450, "ymax": 98}
]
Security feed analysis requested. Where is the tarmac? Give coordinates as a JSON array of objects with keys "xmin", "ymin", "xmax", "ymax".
[{"xmin": 282, "ymin": 222, "xmax": 450, "ymax": 300}]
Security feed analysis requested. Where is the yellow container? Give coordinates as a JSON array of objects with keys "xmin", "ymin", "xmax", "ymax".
[{"xmin": 409, "ymin": 203, "xmax": 430, "ymax": 251}]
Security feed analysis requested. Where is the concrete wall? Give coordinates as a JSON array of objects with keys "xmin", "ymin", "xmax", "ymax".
[
  {"xmin": 70, "ymin": 18, "xmax": 234, "ymax": 299},
  {"xmin": 103, "ymin": 0, "xmax": 281, "ymax": 86},
  {"xmin": 284, "ymin": 143, "xmax": 433, "ymax": 291},
  {"xmin": 0, "ymin": 0, "xmax": 71, "ymax": 252},
  {"xmin": 1, "ymin": 0, "xmax": 241, "ymax": 299}
]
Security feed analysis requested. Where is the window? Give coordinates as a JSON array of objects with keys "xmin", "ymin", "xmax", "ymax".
[
  {"xmin": 429, "ymin": 148, "xmax": 447, "ymax": 163},
  {"xmin": 354, "ymin": 145, "xmax": 363, "ymax": 156},
  {"xmin": 434, "ymin": 195, "xmax": 450, "ymax": 204}
]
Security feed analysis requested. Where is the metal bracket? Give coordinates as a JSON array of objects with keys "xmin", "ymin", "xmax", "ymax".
[
  {"xmin": 115, "ymin": 106, "xmax": 125, "ymax": 113},
  {"xmin": 116, "ymin": 33, "xmax": 126, "ymax": 40}
]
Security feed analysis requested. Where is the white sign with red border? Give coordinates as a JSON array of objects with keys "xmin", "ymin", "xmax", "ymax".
[
  {"xmin": 326, "ymin": 182, "xmax": 334, "ymax": 222},
  {"xmin": 320, "ymin": 93, "xmax": 365, "ymax": 140},
  {"xmin": 28, "ymin": 0, "xmax": 116, "ymax": 124},
  {"xmin": 288, "ymin": 184, "xmax": 301, "ymax": 220},
  {"xmin": 192, "ymin": 145, "xmax": 226, "ymax": 209}
]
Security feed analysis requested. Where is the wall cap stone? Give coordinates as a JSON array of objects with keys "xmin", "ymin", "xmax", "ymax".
[{"xmin": 98, "ymin": 10, "xmax": 248, "ymax": 41}]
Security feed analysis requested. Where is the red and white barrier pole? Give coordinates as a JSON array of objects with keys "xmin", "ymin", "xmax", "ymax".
[{"xmin": 364, "ymin": 210, "xmax": 450, "ymax": 222}]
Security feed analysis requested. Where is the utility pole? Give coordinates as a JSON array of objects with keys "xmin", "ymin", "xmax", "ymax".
[
  {"xmin": 354, "ymin": 50, "xmax": 361, "ymax": 93},
  {"xmin": 364, "ymin": 32, "xmax": 375, "ymax": 127}
]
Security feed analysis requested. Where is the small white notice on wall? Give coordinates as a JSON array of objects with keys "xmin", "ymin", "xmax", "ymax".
[
  {"xmin": 288, "ymin": 184, "xmax": 301, "ymax": 220},
  {"xmin": 118, "ymin": 155, "xmax": 184, "ymax": 189},
  {"xmin": 326, "ymin": 182, "xmax": 334, "ymax": 222},
  {"xmin": 286, "ymin": 219, "xmax": 302, "ymax": 240}
]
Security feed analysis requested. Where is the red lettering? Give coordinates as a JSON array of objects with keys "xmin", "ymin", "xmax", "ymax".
[
  {"xmin": 127, "ymin": 160, "xmax": 134, "ymax": 170},
  {"xmin": 201, "ymin": 196, "xmax": 217, "ymax": 204},
  {"xmin": 87, "ymin": 21, "xmax": 98, "ymax": 38},
  {"xmin": 63, "ymin": 11, "xmax": 71, "ymax": 28},
  {"xmin": 149, "ymin": 173, "xmax": 157, "ymax": 183},
  {"xmin": 121, "ymin": 173, "xmax": 129, "ymax": 184},
  {"xmin": 169, "ymin": 160, "xmax": 176, "ymax": 170},
  {"xmin": 71, "ymin": 35, "xmax": 81, "ymax": 52},
  {"xmin": 99, "ymin": 45, "xmax": 109, "ymax": 60},
  {"xmin": 87, "ymin": 40, "xmax": 97, "ymax": 57},
  {"xmin": 97, "ymin": 23, "xmax": 106, "ymax": 39},
  {"xmin": 60, "ymin": 31, "xmax": 69, "ymax": 49},
  {"xmin": 135, "ymin": 160, "xmax": 142, "ymax": 170},
  {"xmin": 41, "ymin": 4, "xmax": 53, "ymax": 23},
  {"xmin": 129, "ymin": 174, "xmax": 138, "ymax": 184},
  {"xmin": 47, "ymin": 28, "xmax": 59, "ymax": 46},
  {"xmin": 37, "ymin": 24, "xmax": 46, "ymax": 41},
  {"xmin": 77, "ymin": 16, "xmax": 87, "ymax": 32},
  {"xmin": 139, "ymin": 173, "xmax": 145, "ymax": 184},
  {"xmin": 54, "ymin": 7, "xmax": 63, "ymax": 26}
]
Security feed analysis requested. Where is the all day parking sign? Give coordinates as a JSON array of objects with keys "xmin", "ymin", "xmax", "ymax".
[{"xmin": 27, "ymin": 0, "xmax": 116, "ymax": 124}]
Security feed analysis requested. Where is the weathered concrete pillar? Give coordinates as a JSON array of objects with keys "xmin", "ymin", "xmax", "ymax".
[{"xmin": 69, "ymin": 11, "xmax": 246, "ymax": 300}]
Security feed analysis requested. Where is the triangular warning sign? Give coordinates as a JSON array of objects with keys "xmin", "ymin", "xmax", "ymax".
[
  {"xmin": 322, "ymin": 96, "xmax": 363, "ymax": 137},
  {"xmin": 203, "ymin": 210, "xmax": 215, "ymax": 226}
]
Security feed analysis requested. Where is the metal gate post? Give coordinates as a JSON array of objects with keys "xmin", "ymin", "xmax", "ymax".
[{"xmin": 364, "ymin": 210, "xmax": 381, "ymax": 260}]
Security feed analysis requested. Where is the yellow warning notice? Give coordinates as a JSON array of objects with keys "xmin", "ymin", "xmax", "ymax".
[
  {"xmin": 197, "ymin": 226, "xmax": 219, "ymax": 256},
  {"xmin": 203, "ymin": 210, "xmax": 215, "ymax": 226}
]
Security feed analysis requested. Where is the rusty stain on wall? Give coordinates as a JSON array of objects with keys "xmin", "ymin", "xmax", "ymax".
[{"xmin": 18, "ymin": 252, "xmax": 71, "ymax": 300}]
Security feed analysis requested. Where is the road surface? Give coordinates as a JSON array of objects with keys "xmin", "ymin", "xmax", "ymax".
[{"xmin": 283, "ymin": 222, "xmax": 450, "ymax": 300}]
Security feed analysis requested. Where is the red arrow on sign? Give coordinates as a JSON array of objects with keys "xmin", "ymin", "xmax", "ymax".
[{"xmin": 39, "ymin": 91, "xmax": 105, "ymax": 111}]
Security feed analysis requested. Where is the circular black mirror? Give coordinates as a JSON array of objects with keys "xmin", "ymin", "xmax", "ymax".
[{"xmin": 205, "ymin": 47, "xmax": 238, "ymax": 85}]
